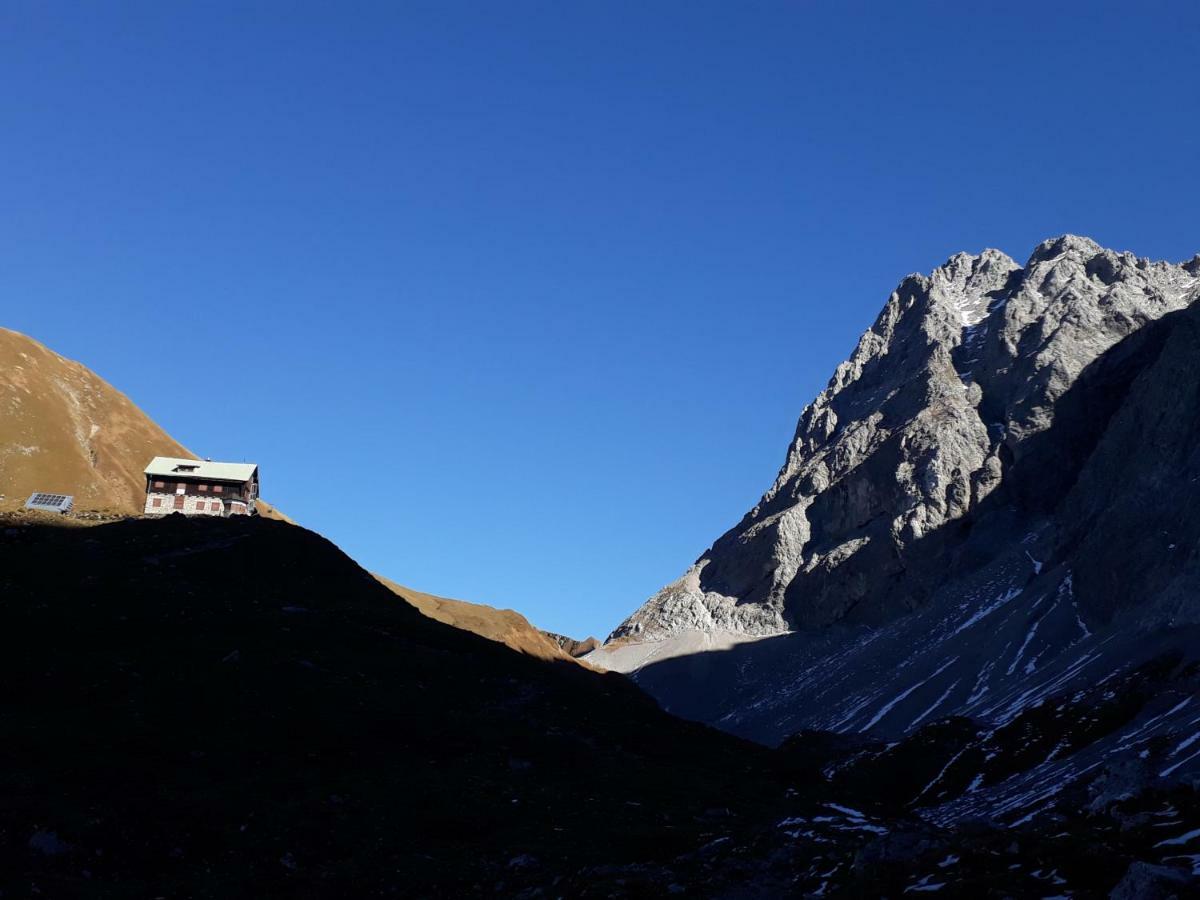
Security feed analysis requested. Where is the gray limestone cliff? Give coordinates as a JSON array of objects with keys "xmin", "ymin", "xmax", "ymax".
[
  {"xmin": 587, "ymin": 235, "xmax": 1200, "ymax": 871},
  {"xmin": 609, "ymin": 236, "xmax": 1200, "ymax": 642}
]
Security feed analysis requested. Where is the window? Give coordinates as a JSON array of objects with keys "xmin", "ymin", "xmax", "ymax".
[
  {"xmin": 152, "ymin": 497, "xmax": 162, "ymax": 508},
  {"xmin": 153, "ymin": 481, "xmax": 165, "ymax": 488},
  {"xmin": 198, "ymin": 484, "xmax": 208, "ymax": 492},
  {"xmin": 213, "ymin": 485, "xmax": 223, "ymax": 494}
]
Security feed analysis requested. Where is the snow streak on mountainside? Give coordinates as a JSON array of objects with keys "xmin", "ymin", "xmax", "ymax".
[{"xmin": 606, "ymin": 236, "xmax": 1200, "ymax": 642}]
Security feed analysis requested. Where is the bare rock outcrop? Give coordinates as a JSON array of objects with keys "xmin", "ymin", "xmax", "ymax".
[{"xmin": 541, "ymin": 631, "xmax": 601, "ymax": 658}]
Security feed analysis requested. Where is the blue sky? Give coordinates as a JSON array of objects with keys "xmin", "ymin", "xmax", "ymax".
[{"xmin": 2, "ymin": 2, "xmax": 1197, "ymax": 638}]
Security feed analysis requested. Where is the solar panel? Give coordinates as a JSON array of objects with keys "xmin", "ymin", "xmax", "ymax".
[{"xmin": 25, "ymin": 492, "xmax": 74, "ymax": 514}]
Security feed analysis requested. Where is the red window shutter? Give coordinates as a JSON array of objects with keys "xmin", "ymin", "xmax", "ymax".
[
  {"xmin": 214, "ymin": 485, "xmax": 223, "ymax": 494},
  {"xmin": 154, "ymin": 481, "xmax": 164, "ymax": 488},
  {"xmin": 152, "ymin": 497, "xmax": 162, "ymax": 508},
  {"xmin": 199, "ymin": 484, "xmax": 208, "ymax": 492}
]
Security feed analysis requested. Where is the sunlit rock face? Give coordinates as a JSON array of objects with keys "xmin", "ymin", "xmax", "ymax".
[
  {"xmin": 590, "ymin": 239, "xmax": 1200, "ymax": 850},
  {"xmin": 609, "ymin": 237, "xmax": 1200, "ymax": 642}
]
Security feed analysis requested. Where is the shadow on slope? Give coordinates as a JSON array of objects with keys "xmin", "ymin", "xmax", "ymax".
[
  {"xmin": 0, "ymin": 515, "xmax": 793, "ymax": 897},
  {"xmin": 6, "ymin": 516, "xmax": 1198, "ymax": 896}
]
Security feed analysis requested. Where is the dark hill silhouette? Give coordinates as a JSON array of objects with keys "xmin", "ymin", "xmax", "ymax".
[
  {"xmin": 0, "ymin": 515, "xmax": 786, "ymax": 896},
  {"xmin": 3, "ymin": 515, "xmax": 1197, "ymax": 896}
]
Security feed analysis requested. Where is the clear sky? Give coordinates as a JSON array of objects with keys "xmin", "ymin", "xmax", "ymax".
[{"xmin": 2, "ymin": 2, "xmax": 1197, "ymax": 638}]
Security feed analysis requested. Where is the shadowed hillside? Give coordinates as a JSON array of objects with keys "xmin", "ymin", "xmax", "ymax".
[
  {"xmin": 4, "ymin": 515, "xmax": 1198, "ymax": 896},
  {"xmin": 0, "ymin": 515, "xmax": 788, "ymax": 896}
]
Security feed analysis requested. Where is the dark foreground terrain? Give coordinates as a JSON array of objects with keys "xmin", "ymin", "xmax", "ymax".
[{"xmin": 2, "ymin": 515, "xmax": 1198, "ymax": 897}]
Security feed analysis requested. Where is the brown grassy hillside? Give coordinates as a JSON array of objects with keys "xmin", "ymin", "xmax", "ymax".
[
  {"xmin": 375, "ymin": 574, "xmax": 580, "ymax": 662},
  {"xmin": 0, "ymin": 327, "xmax": 287, "ymax": 521},
  {"xmin": 0, "ymin": 328, "xmax": 191, "ymax": 514}
]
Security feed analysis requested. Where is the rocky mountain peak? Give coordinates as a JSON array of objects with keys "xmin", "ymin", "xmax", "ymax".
[
  {"xmin": 928, "ymin": 248, "xmax": 1018, "ymax": 326},
  {"xmin": 1025, "ymin": 233, "xmax": 1104, "ymax": 265},
  {"xmin": 589, "ymin": 241, "xmax": 1200, "ymax": 857},
  {"xmin": 608, "ymin": 237, "xmax": 1200, "ymax": 644}
]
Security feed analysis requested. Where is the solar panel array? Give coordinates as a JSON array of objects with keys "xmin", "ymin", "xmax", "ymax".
[{"xmin": 25, "ymin": 492, "xmax": 74, "ymax": 513}]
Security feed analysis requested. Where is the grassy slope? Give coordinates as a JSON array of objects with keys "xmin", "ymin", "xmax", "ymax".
[
  {"xmin": 375, "ymin": 574, "xmax": 576, "ymax": 662},
  {"xmin": 0, "ymin": 327, "xmax": 190, "ymax": 513}
]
